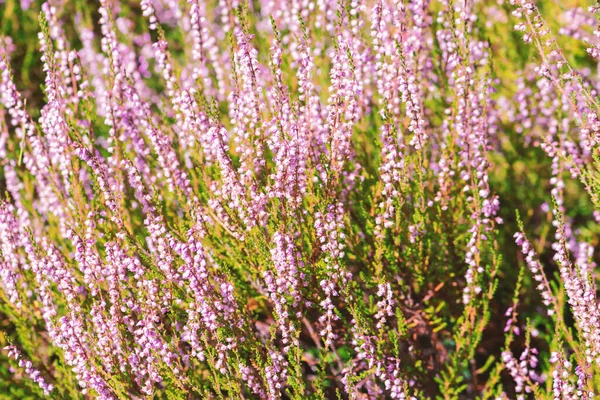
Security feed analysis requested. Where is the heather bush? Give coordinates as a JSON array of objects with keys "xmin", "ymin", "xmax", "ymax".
[{"xmin": 0, "ymin": 0, "xmax": 599, "ymax": 398}]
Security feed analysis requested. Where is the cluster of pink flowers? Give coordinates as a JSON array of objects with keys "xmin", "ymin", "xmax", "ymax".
[
  {"xmin": 1, "ymin": 0, "xmax": 600, "ymax": 398},
  {"xmin": 5, "ymin": 346, "xmax": 54, "ymax": 396}
]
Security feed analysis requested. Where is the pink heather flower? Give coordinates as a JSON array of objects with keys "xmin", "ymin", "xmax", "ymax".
[
  {"xmin": 512, "ymin": 0, "xmax": 600, "ymax": 151},
  {"xmin": 347, "ymin": 321, "xmax": 415, "ymax": 399},
  {"xmin": 324, "ymin": 33, "xmax": 361, "ymax": 182},
  {"xmin": 239, "ymin": 362, "xmax": 266, "ymax": 397},
  {"xmin": 264, "ymin": 231, "xmax": 305, "ymax": 351},
  {"xmin": 229, "ymin": 28, "xmax": 267, "ymax": 184},
  {"xmin": 375, "ymin": 122, "xmax": 406, "ymax": 235},
  {"xmin": 131, "ymin": 97, "xmax": 192, "ymax": 196},
  {"xmin": 0, "ymin": 203, "xmax": 23, "ymax": 308},
  {"xmin": 551, "ymin": 209, "xmax": 600, "ymax": 365},
  {"xmin": 550, "ymin": 352, "xmax": 579, "ymax": 399},
  {"xmin": 65, "ymin": 224, "xmax": 105, "ymax": 296},
  {"xmin": 187, "ymin": 0, "xmax": 223, "ymax": 97},
  {"xmin": 315, "ymin": 203, "xmax": 351, "ymax": 348},
  {"xmin": 375, "ymin": 282, "xmax": 394, "ymax": 330},
  {"xmin": 56, "ymin": 315, "xmax": 115, "ymax": 399},
  {"xmin": 265, "ymin": 348, "xmax": 288, "ymax": 399},
  {"xmin": 390, "ymin": 2, "xmax": 428, "ymax": 150},
  {"xmin": 207, "ymin": 122, "xmax": 268, "ymax": 235},
  {"xmin": 0, "ymin": 47, "xmax": 64, "ymax": 220},
  {"xmin": 385, "ymin": 359, "xmax": 413, "ymax": 399},
  {"xmin": 514, "ymin": 231, "xmax": 556, "ymax": 314},
  {"xmin": 502, "ymin": 347, "xmax": 542, "ymax": 396},
  {"xmin": 141, "ymin": 0, "xmax": 158, "ymax": 30},
  {"xmin": 5, "ymin": 346, "xmax": 54, "ymax": 395},
  {"xmin": 74, "ymin": 144, "xmax": 124, "ymax": 226}
]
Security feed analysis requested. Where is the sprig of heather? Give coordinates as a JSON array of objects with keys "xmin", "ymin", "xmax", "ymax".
[
  {"xmin": 187, "ymin": 0, "xmax": 224, "ymax": 98},
  {"xmin": 371, "ymin": 1, "xmax": 407, "ymax": 236},
  {"xmin": 551, "ymin": 205, "xmax": 600, "ymax": 366},
  {"xmin": 549, "ymin": 352, "xmax": 583, "ymax": 399},
  {"xmin": 323, "ymin": 23, "xmax": 362, "ymax": 194},
  {"xmin": 391, "ymin": 2, "xmax": 428, "ymax": 151},
  {"xmin": 0, "ymin": 203, "xmax": 23, "ymax": 308},
  {"xmin": 74, "ymin": 145, "xmax": 123, "ymax": 226},
  {"xmin": 314, "ymin": 202, "xmax": 349, "ymax": 348},
  {"xmin": 55, "ymin": 314, "xmax": 115, "ymax": 399},
  {"xmin": 458, "ymin": 74, "xmax": 502, "ymax": 305},
  {"xmin": 266, "ymin": 24, "xmax": 310, "ymax": 214},
  {"xmin": 502, "ymin": 336, "xmax": 543, "ymax": 399},
  {"xmin": 514, "ymin": 230, "xmax": 556, "ymax": 314},
  {"xmin": 344, "ymin": 299, "xmax": 415, "ymax": 400},
  {"xmin": 264, "ymin": 231, "xmax": 305, "ymax": 352},
  {"xmin": 229, "ymin": 17, "xmax": 267, "ymax": 185},
  {"xmin": 0, "ymin": 46, "xmax": 62, "ymax": 220},
  {"xmin": 512, "ymin": 0, "xmax": 600, "ymax": 150},
  {"xmin": 5, "ymin": 345, "xmax": 54, "ymax": 395},
  {"xmin": 585, "ymin": 6, "xmax": 600, "ymax": 60}
]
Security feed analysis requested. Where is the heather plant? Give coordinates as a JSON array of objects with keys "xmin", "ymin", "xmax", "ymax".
[{"xmin": 0, "ymin": 0, "xmax": 600, "ymax": 398}]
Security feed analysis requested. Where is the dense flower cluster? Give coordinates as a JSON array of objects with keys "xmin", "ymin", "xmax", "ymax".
[{"xmin": 0, "ymin": 0, "xmax": 600, "ymax": 398}]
